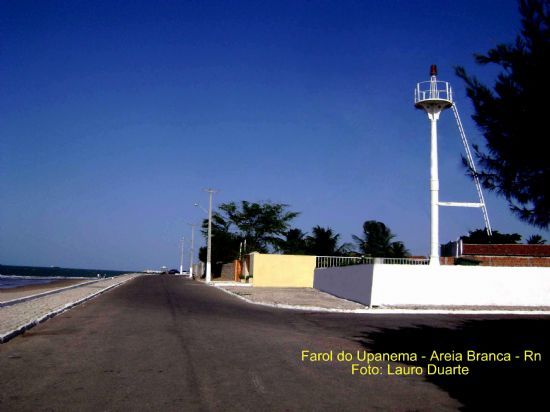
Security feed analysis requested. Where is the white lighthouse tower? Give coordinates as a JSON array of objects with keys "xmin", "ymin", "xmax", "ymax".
[
  {"xmin": 415, "ymin": 65, "xmax": 492, "ymax": 266},
  {"xmin": 415, "ymin": 65, "xmax": 453, "ymax": 266}
]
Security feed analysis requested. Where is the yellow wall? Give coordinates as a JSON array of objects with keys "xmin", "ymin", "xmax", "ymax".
[{"xmin": 249, "ymin": 253, "xmax": 316, "ymax": 287}]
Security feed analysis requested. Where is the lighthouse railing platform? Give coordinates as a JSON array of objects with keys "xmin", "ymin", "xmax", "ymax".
[{"xmin": 414, "ymin": 80, "xmax": 453, "ymax": 103}]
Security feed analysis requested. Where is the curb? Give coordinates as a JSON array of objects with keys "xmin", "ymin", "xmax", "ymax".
[
  {"xmin": 0, "ymin": 275, "xmax": 139, "ymax": 344},
  {"xmin": 214, "ymin": 286, "xmax": 550, "ymax": 316},
  {"xmin": 210, "ymin": 281, "xmax": 252, "ymax": 287}
]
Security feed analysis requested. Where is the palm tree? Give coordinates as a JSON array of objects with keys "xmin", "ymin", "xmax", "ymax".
[
  {"xmin": 279, "ymin": 228, "xmax": 308, "ymax": 254},
  {"xmin": 306, "ymin": 226, "xmax": 351, "ymax": 256},
  {"xmin": 527, "ymin": 234, "xmax": 546, "ymax": 245},
  {"xmin": 388, "ymin": 241, "xmax": 410, "ymax": 258},
  {"xmin": 352, "ymin": 220, "xmax": 409, "ymax": 258}
]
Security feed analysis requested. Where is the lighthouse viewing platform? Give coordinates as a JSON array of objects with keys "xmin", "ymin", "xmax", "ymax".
[
  {"xmin": 414, "ymin": 65, "xmax": 453, "ymax": 110},
  {"xmin": 414, "ymin": 79, "xmax": 453, "ymax": 109}
]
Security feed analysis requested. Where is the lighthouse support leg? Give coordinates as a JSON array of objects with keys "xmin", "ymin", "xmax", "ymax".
[{"xmin": 429, "ymin": 113, "xmax": 440, "ymax": 266}]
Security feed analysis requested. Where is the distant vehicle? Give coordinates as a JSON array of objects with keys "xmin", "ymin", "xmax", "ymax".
[{"xmin": 168, "ymin": 269, "xmax": 179, "ymax": 274}]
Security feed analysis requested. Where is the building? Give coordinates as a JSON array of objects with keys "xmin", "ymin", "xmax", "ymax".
[{"xmin": 441, "ymin": 240, "xmax": 550, "ymax": 267}]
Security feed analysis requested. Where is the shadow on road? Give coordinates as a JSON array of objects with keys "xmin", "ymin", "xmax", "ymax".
[{"xmin": 356, "ymin": 318, "xmax": 549, "ymax": 411}]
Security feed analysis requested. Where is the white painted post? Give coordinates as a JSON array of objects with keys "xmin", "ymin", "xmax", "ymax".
[
  {"xmin": 179, "ymin": 237, "xmax": 185, "ymax": 275},
  {"xmin": 189, "ymin": 223, "xmax": 195, "ymax": 278},
  {"xmin": 206, "ymin": 192, "xmax": 213, "ymax": 283},
  {"xmin": 204, "ymin": 188, "xmax": 218, "ymax": 283},
  {"xmin": 430, "ymin": 113, "xmax": 440, "ymax": 265}
]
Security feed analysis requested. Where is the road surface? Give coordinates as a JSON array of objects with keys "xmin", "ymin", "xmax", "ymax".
[{"xmin": 1, "ymin": 275, "xmax": 548, "ymax": 411}]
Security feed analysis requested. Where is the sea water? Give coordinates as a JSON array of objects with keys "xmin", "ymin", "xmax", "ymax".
[
  {"xmin": 0, "ymin": 275, "xmax": 62, "ymax": 289},
  {"xmin": 0, "ymin": 265, "xmax": 130, "ymax": 289}
]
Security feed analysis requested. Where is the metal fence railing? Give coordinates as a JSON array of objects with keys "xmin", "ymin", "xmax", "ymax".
[
  {"xmin": 377, "ymin": 257, "xmax": 430, "ymax": 265},
  {"xmin": 414, "ymin": 80, "xmax": 453, "ymax": 103},
  {"xmin": 315, "ymin": 256, "xmax": 430, "ymax": 269},
  {"xmin": 316, "ymin": 256, "xmax": 374, "ymax": 268}
]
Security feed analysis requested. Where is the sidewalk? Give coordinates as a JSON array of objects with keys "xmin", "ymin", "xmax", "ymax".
[
  {"xmin": 217, "ymin": 285, "xmax": 368, "ymax": 311},
  {"xmin": 0, "ymin": 274, "xmax": 142, "ymax": 343},
  {"xmin": 214, "ymin": 283, "xmax": 550, "ymax": 315}
]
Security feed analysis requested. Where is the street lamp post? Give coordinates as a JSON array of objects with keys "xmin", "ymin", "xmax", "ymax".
[
  {"xmin": 179, "ymin": 237, "xmax": 185, "ymax": 275},
  {"xmin": 188, "ymin": 223, "xmax": 196, "ymax": 278},
  {"xmin": 194, "ymin": 188, "xmax": 218, "ymax": 283},
  {"xmin": 205, "ymin": 188, "xmax": 217, "ymax": 283}
]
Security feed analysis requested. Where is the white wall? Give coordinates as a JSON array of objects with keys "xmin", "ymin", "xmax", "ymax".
[
  {"xmin": 313, "ymin": 264, "xmax": 374, "ymax": 306},
  {"xmin": 314, "ymin": 265, "xmax": 550, "ymax": 307}
]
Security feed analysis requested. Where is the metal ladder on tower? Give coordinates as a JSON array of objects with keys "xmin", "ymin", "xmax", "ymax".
[{"xmin": 450, "ymin": 102, "xmax": 493, "ymax": 236}]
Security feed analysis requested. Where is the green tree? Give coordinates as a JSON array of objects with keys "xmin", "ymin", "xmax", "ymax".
[
  {"xmin": 202, "ymin": 201, "xmax": 299, "ymax": 259},
  {"xmin": 455, "ymin": 0, "xmax": 550, "ymax": 228},
  {"xmin": 461, "ymin": 228, "xmax": 522, "ymax": 244},
  {"xmin": 526, "ymin": 234, "xmax": 546, "ymax": 244},
  {"xmin": 352, "ymin": 221, "xmax": 409, "ymax": 258}
]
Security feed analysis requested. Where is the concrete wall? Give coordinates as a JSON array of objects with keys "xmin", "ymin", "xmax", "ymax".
[
  {"xmin": 462, "ymin": 243, "xmax": 550, "ymax": 257},
  {"xmin": 440, "ymin": 255, "xmax": 550, "ymax": 267},
  {"xmin": 313, "ymin": 264, "xmax": 374, "ymax": 306},
  {"xmin": 192, "ymin": 262, "xmax": 205, "ymax": 278},
  {"xmin": 441, "ymin": 242, "xmax": 550, "ymax": 266},
  {"xmin": 465, "ymin": 256, "xmax": 550, "ymax": 267},
  {"xmin": 249, "ymin": 253, "xmax": 316, "ymax": 287},
  {"xmin": 314, "ymin": 264, "xmax": 550, "ymax": 307},
  {"xmin": 219, "ymin": 261, "xmax": 237, "ymax": 281}
]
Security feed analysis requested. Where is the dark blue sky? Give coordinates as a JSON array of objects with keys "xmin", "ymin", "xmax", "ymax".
[{"xmin": 1, "ymin": 0, "xmax": 544, "ymax": 270}]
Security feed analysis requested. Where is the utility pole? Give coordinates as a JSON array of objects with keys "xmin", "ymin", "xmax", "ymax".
[
  {"xmin": 179, "ymin": 237, "xmax": 185, "ymax": 275},
  {"xmin": 188, "ymin": 223, "xmax": 196, "ymax": 278},
  {"xmin": 204, "ymin": 188, "xmax": 218, "ymax": 283}
]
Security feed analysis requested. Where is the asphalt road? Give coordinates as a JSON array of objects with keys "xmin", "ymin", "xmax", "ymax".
[{"xmin": 1, "ymin": 275, "xmax": 548, "ymax": 411}]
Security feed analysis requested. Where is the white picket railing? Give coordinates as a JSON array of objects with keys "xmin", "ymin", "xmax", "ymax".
[
  {"xmin": 316, "ymin": 256, "xmax": 429, "ymax": 268},
  {"xmin": 316, "ymin": 256, "xmax": 374, "ymax": 268},
  {"xmin": 377, "ymin": 257, "xmax": 430, "ymax": 265}
]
